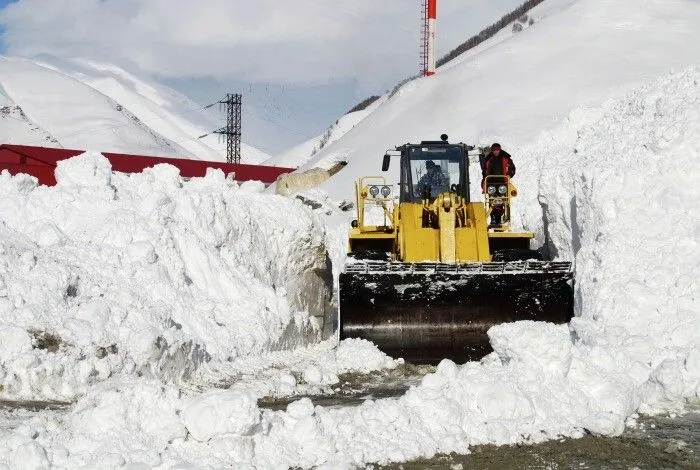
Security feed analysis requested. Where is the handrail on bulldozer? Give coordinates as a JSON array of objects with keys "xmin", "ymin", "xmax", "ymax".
[
  {"xmin": 355, "ymin": 176, "xmax": 395, "ymax": 232},
  {"xmin": 483, "ymin": 175, "xmax": 518, "ymax": 230}
]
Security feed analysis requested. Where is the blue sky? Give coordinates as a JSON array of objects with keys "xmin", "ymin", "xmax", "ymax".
[
  {"xmin": 0, "ymin": 0, "xmax": 11, "ymax": 52},
  {"xmin": 0, "ymin": 0, "xmax": 14, "ymax": 37},
  {"xmin": 0, "ymin": 0, "xmax": 524, "ymax": 154}
]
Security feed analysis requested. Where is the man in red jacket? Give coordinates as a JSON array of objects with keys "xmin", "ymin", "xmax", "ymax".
[{"xmin": 481, "ymin": 143, "xmax": 516, "ymax": 227}]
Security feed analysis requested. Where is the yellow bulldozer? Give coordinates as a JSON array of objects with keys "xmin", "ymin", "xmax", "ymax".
[{"xmin": 338, "ymin": 135, "xmax": 574, "ymax": 364}]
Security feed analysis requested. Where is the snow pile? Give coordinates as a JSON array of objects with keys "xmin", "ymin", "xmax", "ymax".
[
  {"xmin": 335, "ymin": 338, "xmax": 402, "ymax": 373},
  {"xmin": 522, "ymin": 66, "xmax": 700, "ymax": 412},
  {"xmin": 0, "ymin": 338, "xmax": 402, "ymax": 469},
  {"xmin": 196, "ymin": 338, "xmax": 402, "ymax": 398},
  {"xmin": 0, "ymin": 153, "xmax": 331, "ymax": 401}
]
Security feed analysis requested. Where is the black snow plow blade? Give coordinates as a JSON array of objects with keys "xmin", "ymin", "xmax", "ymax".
[{"xmin": 339, "ymin": 260, "xmax": 574, "ymax": 364}]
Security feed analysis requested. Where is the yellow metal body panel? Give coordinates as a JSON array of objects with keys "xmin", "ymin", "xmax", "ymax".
[
  {"xmin": 348, "ymin": 173, "xmax": 534, "ymax": 263},
  {"xmin": 348, "ymin": 230, "xmax": 395, "ymax": 240},
  {"xmin": 397, "ymin": 200, "xmax": 491, "ymax": 263},
  {"xmin": 488, "ymin": 232, "xmax": 535, "ymax": 239},
  {"xmin": 438, "ymin": 199, "xmax": 457, "ymax": 263}
]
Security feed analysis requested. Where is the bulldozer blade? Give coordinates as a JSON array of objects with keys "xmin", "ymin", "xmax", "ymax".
[{"xmin": 339, "ymin": 260, "xmax": 574, "ymax": 364}]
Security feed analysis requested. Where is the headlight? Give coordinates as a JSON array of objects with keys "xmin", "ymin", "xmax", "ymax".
[
  {"xmin": 380, "ymin": 185, "xmax": 391, "ymax": 197},
  {"xmin": 369, "ymin": 185, "xmax": 379, "ymax": 197},
  {"xmin": 498, "ymin": 185, "xmax": 507, "ymax": 195},
  {"xmin": 487, "ymin": 185, "xmax": 496, "ymax": 195}
]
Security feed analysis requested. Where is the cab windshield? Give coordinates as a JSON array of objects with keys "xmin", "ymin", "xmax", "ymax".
[{"xmin": 402, "ymin": 145, "xmax": 467, "ymax": 202}]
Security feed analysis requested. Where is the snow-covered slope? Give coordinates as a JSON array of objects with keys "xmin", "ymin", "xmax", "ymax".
[
  {"xmin": 438, "ymin": 0, "xmax": 578, "ymax": 73},
  {"xmin": 0, "ymin": 56, "xmax": 271, "ymax": 163},
  {"xmin": 0, "ymin": 93, "xmax": 58, "ymax": 145},
  {"xmin": 0, "ymin": 154, "xmax": 333, "ymax": 402},
  {"xmin": 300, "ymin": 0, "xmax": 700, "ymax": 200},
  {"xmin": 268, "ymin": 95, "xmax": 386, "ymax": 168}
]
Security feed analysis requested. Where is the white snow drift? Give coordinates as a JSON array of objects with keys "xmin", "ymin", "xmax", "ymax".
[{"xmin": 0, "ymin": 153, "xmax": 332, "ymax": 402}]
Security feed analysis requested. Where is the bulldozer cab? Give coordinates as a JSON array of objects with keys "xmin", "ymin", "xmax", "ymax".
[{"xmin": 398, "ymin": 142, "xmax": 470, "ymax": 202}]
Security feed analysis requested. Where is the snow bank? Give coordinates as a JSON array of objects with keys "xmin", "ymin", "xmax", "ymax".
[
  {"xmin": 0, "ymin": 153, "xmax": 332, "ymax": 401},
  {"xmin": 0, "ymin": 338, "xmax": 402, "ymax": 469},
  {"xmin": 521, "ymin": 66, "xmax": 700, "ymax": 413}
]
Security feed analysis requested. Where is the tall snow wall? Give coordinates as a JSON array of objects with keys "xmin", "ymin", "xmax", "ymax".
[{"xmin": 0, "ymin": 154, "xmax": 332, "ymax": 400}]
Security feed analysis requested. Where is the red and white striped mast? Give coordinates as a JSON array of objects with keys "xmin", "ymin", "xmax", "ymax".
[{"xmin": 420, "ymin": 0, "xmax": 437, "ymax": 76}]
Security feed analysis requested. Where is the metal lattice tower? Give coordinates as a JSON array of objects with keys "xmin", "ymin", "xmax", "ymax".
[
  {"xmin": 419, "ymin": 0, "xmax": 429, "ymax": 75},
  {"xmin": 420, "ymin": 0, "xmax": 436, "ymax": 76},
  {"xmin": 214, "ymin": 93, "xmax": 242, "ymax": 164}
]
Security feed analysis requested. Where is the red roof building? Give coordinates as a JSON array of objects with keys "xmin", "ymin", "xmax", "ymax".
[{"xmin": 0, "ymin": 144, "xmax": 293, "ymax": 186}]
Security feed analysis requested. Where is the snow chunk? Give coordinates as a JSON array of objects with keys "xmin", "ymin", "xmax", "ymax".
[
  {"xmin": 12, "ymin": 442, "xmax": 49, "ymax": 469},
  {"xmin": 336, "ymin": 338, "xmax": 403, "ymax": 373},
  {"xmin": 0, "ymin": 326, "xmax": 33, "ymax": 363},
  {"xmin": 238, "ymin": 180, "xmax": 265, "ymax": 194},
  {"xmin": 66, "ymin": 380, "xmax": 185, "ymax": 467},
  {"xmin": 488, "ymin": 321, "xmax": 573, "ymax": 376},
  {"xmin": 54, "ymin": 151, "xmax": 112, "ymax": 188},
  {"xmin": 26, "ymin": 221, "xmax": 66, "ymax": 247},
  {"xmin": 181, "ymin": 389, "xmax": 261, "ymax": 441}
]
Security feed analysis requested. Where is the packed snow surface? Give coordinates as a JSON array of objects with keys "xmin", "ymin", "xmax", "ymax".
[{"xmin": 0, "ymin": 64, "xmax": 698, "ymax": 469}]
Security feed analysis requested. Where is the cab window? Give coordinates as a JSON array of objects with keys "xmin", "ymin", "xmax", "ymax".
[{"xmin": 404, "ymin": 146, "xmax": 466, "ymax": 201}]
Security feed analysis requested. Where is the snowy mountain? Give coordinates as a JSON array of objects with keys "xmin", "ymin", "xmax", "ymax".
[
  {"xmin": 284, "ymin": 0, "xmax": 700, "ymax": 199},
  {"xmin": 0, "ymin": 56, "xmax": 271, "ymax": 163}
]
